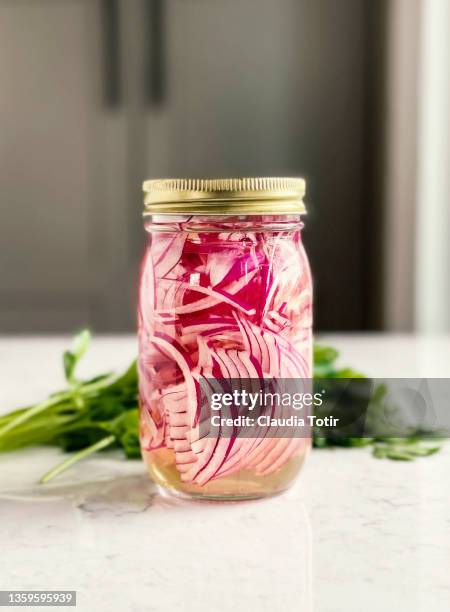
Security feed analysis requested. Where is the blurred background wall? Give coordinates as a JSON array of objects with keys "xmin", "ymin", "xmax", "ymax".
[{"xmin": 0, "ymin": 0, "xmax": 448, "ymax": 334}]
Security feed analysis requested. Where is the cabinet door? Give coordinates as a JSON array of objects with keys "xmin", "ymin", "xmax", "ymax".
[
  {"xmin": 0, "ymin": 0, "xmax": 130, "ymax": 332},
  {"xmin": 141, "ymin": 0, "xmax": 371, "ymax": 330}
]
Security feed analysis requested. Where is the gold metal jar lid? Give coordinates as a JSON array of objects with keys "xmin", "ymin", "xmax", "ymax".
[{"xmin": 143, "ymin": 177, "xmax": 306, "ymax": 215}]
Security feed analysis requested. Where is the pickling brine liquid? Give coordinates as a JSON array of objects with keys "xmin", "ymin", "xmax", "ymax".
[
  {"xmin": 142, "ymin": 445, "xmax": 310, "ymax": 500},
  {"xmin": 138, "ymin": 180, "xmax": 313, "ymax": 501}
]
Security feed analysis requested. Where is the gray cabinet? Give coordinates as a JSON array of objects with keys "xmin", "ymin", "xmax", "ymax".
[
  {"xmin": 0, "ymin": 0, "xmax": 133, "ymax": 332},
  {"xmin": 142, "ymin": 0, "xmax": 372, "ymax": 330},
  {"xmin": 1, "ymin": 0, "xmax": 381, "ymax": 332}
]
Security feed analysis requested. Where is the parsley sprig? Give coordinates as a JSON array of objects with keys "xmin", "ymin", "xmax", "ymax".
[
  {"xmin": 312, "ymin": 344, "xmax": 442, "ymax": 459},
  {"xmin": 0, "ymin": 331, "xmax": 140, "ymax": 483}
]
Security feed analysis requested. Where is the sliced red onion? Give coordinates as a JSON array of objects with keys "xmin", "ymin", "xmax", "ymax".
[{"xmin": 138, "ymin": 224, "xmax": 312, "ymax": 486}]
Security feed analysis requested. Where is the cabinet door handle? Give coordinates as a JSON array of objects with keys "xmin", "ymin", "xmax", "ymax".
[
  {"xmin": 101, "ymin": 0, "xmax": 121, "ymax": 108},
  {"xmin": 144, "ymin": 0, "xmax": 166, "ymax": 106}
]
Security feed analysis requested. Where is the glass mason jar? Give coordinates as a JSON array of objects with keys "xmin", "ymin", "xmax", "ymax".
[{"xmin": 138, "ymin": 178, "xmax": 312, "ymax": 500}]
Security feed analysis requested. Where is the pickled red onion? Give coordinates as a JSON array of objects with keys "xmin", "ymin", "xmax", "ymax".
[{"xmin": 138, "ymin": 223, "xmax": 312, "ymax": 485}]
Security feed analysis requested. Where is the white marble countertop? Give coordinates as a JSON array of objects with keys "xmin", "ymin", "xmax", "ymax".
[{"xmin": 1, "ymin": 335, "xmax": 449, "ymax": 612}]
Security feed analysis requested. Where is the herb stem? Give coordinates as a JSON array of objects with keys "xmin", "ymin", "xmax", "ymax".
[
  {"xmin": 0, "ymin": 374, "xmax": 117, "ymax": 439},
  {"xmin": 0, "ymin": 394, "xmax": 68, "ymax": 438},
  {"xmin": 39, "ymin": 435, "xmax": 116, "ymax": 484}
]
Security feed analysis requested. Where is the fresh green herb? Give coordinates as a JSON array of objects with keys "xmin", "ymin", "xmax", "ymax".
[
  {"xmin": 0, "ymin": 332, "xmax": 442, "ymax": 483},
  {"xmin": 0, "ymin": 330, "xmax": 139, "ymax": 483},
  {"xmin": 312, "ymin": 343, "xmax": 442, "ymax": 460},
  {"xmin": 372, "ymin": 438, "xmax": 441, "ymax": 461}
]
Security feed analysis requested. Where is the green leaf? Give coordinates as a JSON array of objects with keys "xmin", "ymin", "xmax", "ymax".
[
  {"xmin": 110, "ymin": 409, "xmax": 139, "ymax": 439},
  {"xmin": 372, "ymin": 439, "xmax": 441, "ymax": 461},
  {"xmin": 72, "ymin": 329, "xmax": 91, "ymax": 361},
  {"xmin": 121, "ymin": 431, "xmax": 141, "ymax": 458},
  {"xmin": 89, "ymin": 398, "xmax": 126, "ymax": 422},
  {"xmin": 58, "ymin": 428, "xmax": 111, "ymax": 452},
  {"xmin": 313, "ymin": 344, "xmax": 339, "ymax": 366},
  {"xmin": 63, "ymin": 329, "xmax": 91, "ymax": 383},
  {"xmin": 313, "ymin": 436, "xmax": 330, "ymax": 448},
  {"xmin": 63, "ymin": 351, "xmax": 77, "ymax": 382},
  {"xmin": 108, "ymin": 360, "xmax": 138, "ymax": 394},
  {"xmin": 333, "ymin": 367, "xmax": 366, "ymax": 379}
]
